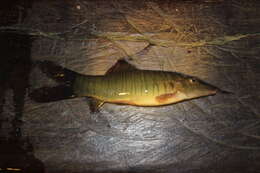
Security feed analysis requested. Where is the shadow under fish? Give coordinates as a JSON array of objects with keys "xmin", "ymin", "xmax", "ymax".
[{"xmin": 29, "ymin": 59, "xmax": 231, "ymax": 112}]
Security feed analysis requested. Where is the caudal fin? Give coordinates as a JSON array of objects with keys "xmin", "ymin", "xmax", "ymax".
[
  {"xmin": 29, "ymin": 85, "xmax": 75, "ymax": 102},
  {"xmin": 37, "ymin": 60, "xmax": 77, "ymax": 84},
  {"xmin": 29, "ymin": 61, "xmax": 78, "ymax": 103}
]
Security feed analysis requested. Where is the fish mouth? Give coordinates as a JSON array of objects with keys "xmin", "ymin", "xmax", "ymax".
[{"xmin": 201, "ymin": 89, "xmax": 217, "ymax": 97}]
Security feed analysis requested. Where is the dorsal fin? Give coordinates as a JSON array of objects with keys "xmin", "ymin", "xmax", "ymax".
[{"xmin": 106, "ymin": 59, "xmax": 138, "ymax": 74}]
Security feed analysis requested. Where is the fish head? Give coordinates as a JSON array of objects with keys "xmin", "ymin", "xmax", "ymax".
[{"xmin": 178, "ymin": 77, "xmax": 218, "ymax": 100}]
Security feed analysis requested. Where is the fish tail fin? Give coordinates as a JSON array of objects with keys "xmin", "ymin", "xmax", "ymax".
[
  {"xmin": 37, "ymin": 60, "xmax": 77, "ymax": 84},
  {"xmin": 29, "ymin": 85, "xmax": 75, "ymax": 102},
  {"xmin": 29, "ymin": 61, "xmax": 78, "ymax": 102}
]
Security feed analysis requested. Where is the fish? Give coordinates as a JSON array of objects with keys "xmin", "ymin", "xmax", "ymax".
[{"xmin": 29, "ymin": 59, "xmax": 230, "ymax": 112}]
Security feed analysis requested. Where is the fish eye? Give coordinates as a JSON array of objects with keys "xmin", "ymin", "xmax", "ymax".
[{"xmin": 189, "ymin": 78, "xmax": 196, "ymax": 83}]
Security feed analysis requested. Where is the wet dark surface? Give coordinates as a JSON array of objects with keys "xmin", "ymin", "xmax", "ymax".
[
  {"xmin": 0, "ymin": 1, "xmax": 45, "ymax": 172},
  {"xmin": 0, "ymin": 33, "xmax": 31, "ymax": 138},
  {"xmin": 1, "ymin": 0, "xmax": 260, "ymax": 173}
]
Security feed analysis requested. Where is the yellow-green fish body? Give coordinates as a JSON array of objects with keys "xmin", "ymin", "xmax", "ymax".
[
  {"xmin": 74, "ymin": 71, "xmax": 196, "ymax": 106},
  {"xmin": 30, "ymin": 60, "xmax": 223, "ymax": 111}
]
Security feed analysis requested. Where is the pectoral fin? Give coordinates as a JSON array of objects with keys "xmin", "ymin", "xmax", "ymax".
[
  {"xmin": 155, "ymin": 91, "xmax": 178, "ymax": 104},
  {"xmin": 88, "ymin": 98, "xmax": 105, "ymax": 112}
]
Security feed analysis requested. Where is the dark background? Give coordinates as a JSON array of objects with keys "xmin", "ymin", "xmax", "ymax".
[{"xmin": 0, "ymin": 0, "xmax": 260, "ymax": 173}]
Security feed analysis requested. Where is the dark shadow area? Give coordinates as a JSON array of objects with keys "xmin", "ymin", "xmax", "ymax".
[
  {"xmin": 0, "ymin": 33, "xmax": 46, "ymax": 173},
  {"xmin": 0, "ymin": 138, "xmax": 45, "ymax": 173},
  {"xmin": 0, "ymin": 33, "xmax": 32, "ymax": 138},
  {"xmin": 0, "ymin": 1, "xmax": 45, "ymax": 172}
]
